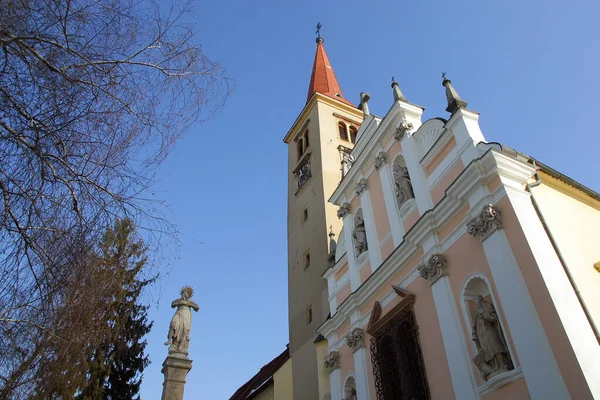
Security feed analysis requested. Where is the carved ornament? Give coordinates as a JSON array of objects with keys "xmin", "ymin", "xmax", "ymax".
[
  {"xmin": 467, "ymin": 204, "xmax": 503, "ymax": 240},
  {"xmin": 324, "ymin": 351, "xmax": 341, "ymax": 372},
  {"xmin": 355, "ymin": 179, "xmax": 368, "ymax": 196},
  {"xmin": 374, "ymin": 152, "xmax": 387, "ymax": 171},
  {"xmin": 418, "ymin": 254, "xmax": 448, "ymax": 285},
  {"xmin": 337, "ymin": 203, "xmax": 352, "ymax": 219},
  {"xmin": 345, "ymin": 328, "xmax": 365, "ymax": 352},
  {"xmin": 394, "ymin": 121, "xmax": 413, "ymax": 141}
]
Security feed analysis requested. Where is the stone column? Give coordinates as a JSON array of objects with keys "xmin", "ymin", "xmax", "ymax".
[
  {"xmin": 325, "ymin": 351, "xmax": 342, "ymax": 400},
  {"xmin": 339, "ymin": 203, "xmax": 360, "ymax": 290},
  {"xmin": 346, "ymin": 328, "xmax": 371, "ymax": 400},
  {"xmin": 419, "ymin": 254, "xmax": 479, "ymax": 400},
  {"xmin": 467, "ymin": 203, "xmax": 570, "ymax": 398},
  {"xmin": 161, "ymin": 356, "xmax": 193, "ymax": 400},
  {"xmin": 374, "ymin": 152, "xmax": 404, "ymax": 246},
  {"xmin": 355, "ymin": 179, "xmax": 382, "ymax": 271}
]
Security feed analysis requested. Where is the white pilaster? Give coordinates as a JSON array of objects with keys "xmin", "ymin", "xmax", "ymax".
[
  {"xmin": 342, "ymin": 213, "xmax": 360, "ymax": 291},
  {"xmin": 359, "ymin": 189, "xmax": 382, "ymax": 270},
  {"xmin": 378, "ymin": 162, "xmax": 404, "ymax": 246},
  {"xmin": 402, "ymin": 135, "xmax": 433, "ymax": 215},
  {"xmin": 353, "ymin": 347, "xmax": 371, "ymax": 400},
  {"xmin": 480, "ymin": 225, "xmax": 570, "ymax": 399},
  {"xmin": 504, "ymin": 187, "xmax": 600, "ymax": 397},
  {"xmin": 430, "ymin": 276, "xmax": 480, "ymax": 400},
  {"xmin": 329, "ymin": 369, "xmax": 341, "ymax": 400}
]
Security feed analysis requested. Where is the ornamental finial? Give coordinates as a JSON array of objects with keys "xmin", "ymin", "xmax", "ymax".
[
  {"xmin": 441, "ymin": 72, "xmax": 467, "ymax": 114},
  {"xmin": 315, "ymin": 22, "xmax": 324, "ymax": 44}
]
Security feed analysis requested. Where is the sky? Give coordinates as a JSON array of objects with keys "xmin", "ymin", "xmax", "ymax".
[{"xmin": 139, "ymin": 0, "xmax": 600, "ymax": 398}]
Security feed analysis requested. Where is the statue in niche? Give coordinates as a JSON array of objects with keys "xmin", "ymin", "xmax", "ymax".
[
  {"xmin": 352, "ymin": 216, "xmax": 368, "ymax": 254},
  {"xmin": 393, "ymin": 162, "xmax": 414, "ymax": 206},
  {"xmin": 165, "ymin": 286, "xmax": 199, "ymax": 355},
  {"xmin": 344, "ymin": 387, "xmax": 357, "ymax": 400},
  {"xmin": 471, "ymin": 295, "xmax": 514, "ymax": 380},
  {"xmin": 341, "ymin": 152, "xmax": 354, "ymax": 178}
]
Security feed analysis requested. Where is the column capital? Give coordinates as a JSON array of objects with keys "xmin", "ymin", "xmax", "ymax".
[
  {"xmin": 337, "ymin": 202, "xmax": 352, "ymax": 219},
  {"xmin": 374, "ymin": 152, "xmax": 388, "ymax": 171},
  {"xmin": 324, "ymin": 351, "xmax": 341, "ymax": 373},
  {"xmin": 355, "ymin": 179, "xmax": 368, "ymax": 196},
  {"xmin": 345, "ymin": 328, "xmax": 366, "ymax": 352},
  {"xmin": 467, "ymin": 204, "xmax": 503, "ymax": 240},
  {"xmin": 419, "ymin": 254, "xmax": 448, "ymax": 285},
  {"xmin": 394, "ymin": 121, "xmax": 413, "ymax": 141}
]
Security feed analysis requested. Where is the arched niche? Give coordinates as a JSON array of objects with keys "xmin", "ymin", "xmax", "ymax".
[
  {"xmin": 391, "ymin": 154, "xmax": 415, "ymax": 215},
  {"xmin": 343, "ymin": 374, "xmax": 357, "ymax": 400},
  {"xmin": 461, "ymin": 274, "xmax": 515, "ymax": 382},
  {"xmin": 352, "ymin": 208, "xmax": 368, "ymax": 256}
]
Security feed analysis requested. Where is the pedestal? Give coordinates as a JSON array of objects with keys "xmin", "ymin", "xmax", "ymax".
[{"xmin": 161, "ymin": 354, "xmax": 193, "ymax": 400}]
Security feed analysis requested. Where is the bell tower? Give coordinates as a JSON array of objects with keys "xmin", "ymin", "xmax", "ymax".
[{"xmin": 283, "ymin": 29, "xmax": 363, "ymax": 400}]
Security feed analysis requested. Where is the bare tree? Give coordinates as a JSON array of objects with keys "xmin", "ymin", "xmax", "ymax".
[{"xmin": 0, "ymin": 0, "xmax": 231, "ymax": 396}]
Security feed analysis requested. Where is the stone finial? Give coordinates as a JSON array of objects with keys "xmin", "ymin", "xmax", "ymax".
[
  {"xmin": 337, "ymin": 203, "xmax": 352, "ymax": 219},
  {"xmin": 374, "ymin": 152, "xmax": 387, "ymax": 170},
  {"xmin": 467, "ymin": 204, "xmax": 503, "ymax": 240},
  {"xmin": 442, "ymin": 73, "xmax": 468, "ymax": 114},
  {"xmin": 355, "ymin": 179, "xmax": 368, "ymax": 196},
  {"xmin": 418, "ymin": 254, "xmax": 448, "ymax": 285},
  {"xmin": 324, "ymin": 351, "xmax": 341, "ymax": 372},
  {"xmin": 391, "ymin": 76, "xmax": 406, "ymax": 102},
  {"xmin": 345, "ymin": 328, "xmax": 366, "ymax": 352},
  {"xmin": 359, "ymin": 92, "xmax": 371, "ymax": 118},
  {"xmin": 394, "ymin": 121, "xmax": 413, "ymax": 141},
  {"xmin": 328, "ymin": 228, "xmax": 337, "ymax": 266}
]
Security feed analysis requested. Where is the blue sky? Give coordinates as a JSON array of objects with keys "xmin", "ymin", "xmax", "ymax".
[{"xmin": 139, "ymin": 0, "xmax": 600, "ymax": 398}]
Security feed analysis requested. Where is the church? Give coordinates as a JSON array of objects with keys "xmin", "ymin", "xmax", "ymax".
[{"xmin": 230, "ymin": 31, "xmax": 600, "ymax": 400}]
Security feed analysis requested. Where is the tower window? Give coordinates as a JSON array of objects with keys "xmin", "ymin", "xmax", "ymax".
[
  {"xmin": 302, "ymin": 207, "xmax": 308, "ymax": 223},
  {"xmin": 349, "ymin": 126, "xmax": 358, "ymax": 144},
  {"xmin": 304, "ymin": 250, "xmax": 311, "ymax": 269},
  {"xmin": 338, "ymin": 122, "xmax": 348, "ymax": 141},
  {"xmin": 305, "ymin": 305, "xmax": 313, "ymax": 325},
  {"xmin": 297, "ymin": 130, "xmax": 310, "ymax": 160}
]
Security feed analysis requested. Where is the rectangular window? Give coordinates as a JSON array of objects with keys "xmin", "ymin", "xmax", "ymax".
[
  {"xmin": 305, "ymin": 305, "xmax": 312, "ymax": 325},
  {"xmin": 302, "ymin": 207, "xmax": 308, "ymax": 223},
  {"xmin": 304, "ymin": 251, "xmax": 311, "ymax": 269}
]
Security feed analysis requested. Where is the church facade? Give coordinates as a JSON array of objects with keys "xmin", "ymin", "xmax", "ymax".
[{"xmin": 230, "ymin": 33, "xmax": 600, "ymax": 400}]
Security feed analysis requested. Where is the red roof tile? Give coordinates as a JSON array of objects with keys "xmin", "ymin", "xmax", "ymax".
[{"xmin": 306, "ymin": 40, "xmax": 354, "ymax": 106}]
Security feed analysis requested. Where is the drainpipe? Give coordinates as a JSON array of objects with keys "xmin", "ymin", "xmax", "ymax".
[{"xmin": 525, "ymin": 161, "xmax": 600, "ymax": 344}]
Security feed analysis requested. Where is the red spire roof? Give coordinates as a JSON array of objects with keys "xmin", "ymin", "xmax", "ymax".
[{"xmin": 306, "ymin": 38, "xmax": 354, "ymax": 106}]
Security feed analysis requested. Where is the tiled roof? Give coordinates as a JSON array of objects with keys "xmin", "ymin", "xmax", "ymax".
[
  {"xmin": 229, "ymin": 347, "xmax": 290, "ymax": 400},
  {"xmin": 306, "ymin": 40, "xmax": 354, "ymax": 107}
]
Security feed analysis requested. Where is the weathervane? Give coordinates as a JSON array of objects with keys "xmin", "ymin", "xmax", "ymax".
[
  {"xmin": 316, "ymin": 22, "xmax": 322, "ymax": 38},
  {"xmin": 441, "ymin": 72, "xmax": 447, "ymax": 80}
]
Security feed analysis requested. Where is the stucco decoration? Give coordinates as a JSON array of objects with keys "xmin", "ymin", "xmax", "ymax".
[
  {"xmin": 324, "ymin": 351, "xmax": 341, "ymax": 373},
  {"xmin": 467, "ymin": 204, "xmax": 503, "ymax": 240},
  {"xmin": 374, "ymin": 152, "xmax": 387, "ymax": 170},
  {"xmin": 337, "ymin": 203, "xmax": 351, "ymax": 219},
  {"xmin": 413, "ymin": 119, "xmax": 445, "ymax": 159},
  {"xmin": 353, "ymin": 214, "xmax": 368, "ymax": 255},
  {"xmin": 471, "ymin": 295, "xmax": 514, "ymax": 380},
  {"xmin": 341, "ymin": 152, "xmax": 354, "ymax": 178},
  {"xmin": 355, "ymin": 179, "xmax": 368, "ymax": 196},
  {"xmin": 345, "ymin": 328, "xmax": 365, "ymax": 352},
  {"xmin": 418, "ymin": 254, "xmax": 448, "ymax": 285},
  {"xmin": 393, "ymin": 121, "xmax": 413, "ymax": 141},
  {"xmin": 165, "ymin": 286, "xmax": 199, "ymax": 356},
  {"xmin": 392, "ymin": 156, "xmax": 415, "ymax": 208}
]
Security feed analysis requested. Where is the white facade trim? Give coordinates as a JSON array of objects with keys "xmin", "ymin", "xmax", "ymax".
[
  {"xmin": 342, "ymin": 213, "xmax": 360, "ymax": 291},
  {"xmin": 353, "ymin": 349, "xmax": 371, "ymax": 400},
  {"xmin": 430, "ymin": 276, "xmax": 480, "ymax": 400},
  {"xmin": 358, "ymin": 192, "xmax": 382, "ymax": 271},
  {"xmin": 330, "ymin": 368, "xmax": 342, "ymax": 400}
]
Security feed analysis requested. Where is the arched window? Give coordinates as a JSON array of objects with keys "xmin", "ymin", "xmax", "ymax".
[
  {"xmin": 349, "ymin": 126, "xmax": 358, "ymax": 144},
  {"xmin": 338, "ymin": 122, "xmax": 348, "ymax": 141},
  {"xmin": 343, "ymin": 376, "xmax": 357, "ymax": 400}
]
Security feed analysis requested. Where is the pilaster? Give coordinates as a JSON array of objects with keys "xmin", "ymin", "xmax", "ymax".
[
  {"xmin": 339, "ymin": 203, "xmax": 360, "ymax": 290},
  {"xmin": 356, "ymin": 180, "xmax": 382, "ymax": 271},
  {"xmin": 375, "ymin": 152, "xmax": 404, "ymax": 246},
  {"xmin": 346, "ymin": 328, "xmax": 370, "ymax": 400}
]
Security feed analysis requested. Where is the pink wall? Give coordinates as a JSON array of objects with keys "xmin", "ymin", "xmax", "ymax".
[
  {"xmin": 431, "ymin": 160, "xmax": 464, "ymax": 205},
  {"xmin": 359, "ymin": 261, "xmax": 372, "ymax": 284},
  {"xmin": 335, "ymin": 281, "xmax": 352, "ymax": 307},
  {"xmin": 424, "ymin": 137, "xmax": 457, "ymax": 177},
  {"xmin": 380, "ymin": 235, "xmax": 394, "ymax": 261},
  {"xmin": 403, "ymin": 208, "xmax": 420, "ymax": 233},
  {"xmin": 368, "ymin": 172, "xmax": 391, "ymax": 242}
]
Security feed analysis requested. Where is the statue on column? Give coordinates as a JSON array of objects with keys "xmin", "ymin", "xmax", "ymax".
[
  {"xmin": 165, "ymin": 286, "xmax": 199, "ymax": 355},
  {"xmin": 393, "ymin": 162, "xmax": 414, "ymax": 206},
  {"xmin": 471, "ymin": 295, "xmax": 514, "ymax": 380},
  {"xmin": 341, "ymin": 152, "xmax": 354, "ymax": 178},
  {"xmin": 352, "ymin": 216, "xmax": 368, "ymax": 255}
]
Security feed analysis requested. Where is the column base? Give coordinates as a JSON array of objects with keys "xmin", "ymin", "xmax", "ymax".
[{"xmin": 161, "ymin": 354, "xmax": 193, "ymax": 400}]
